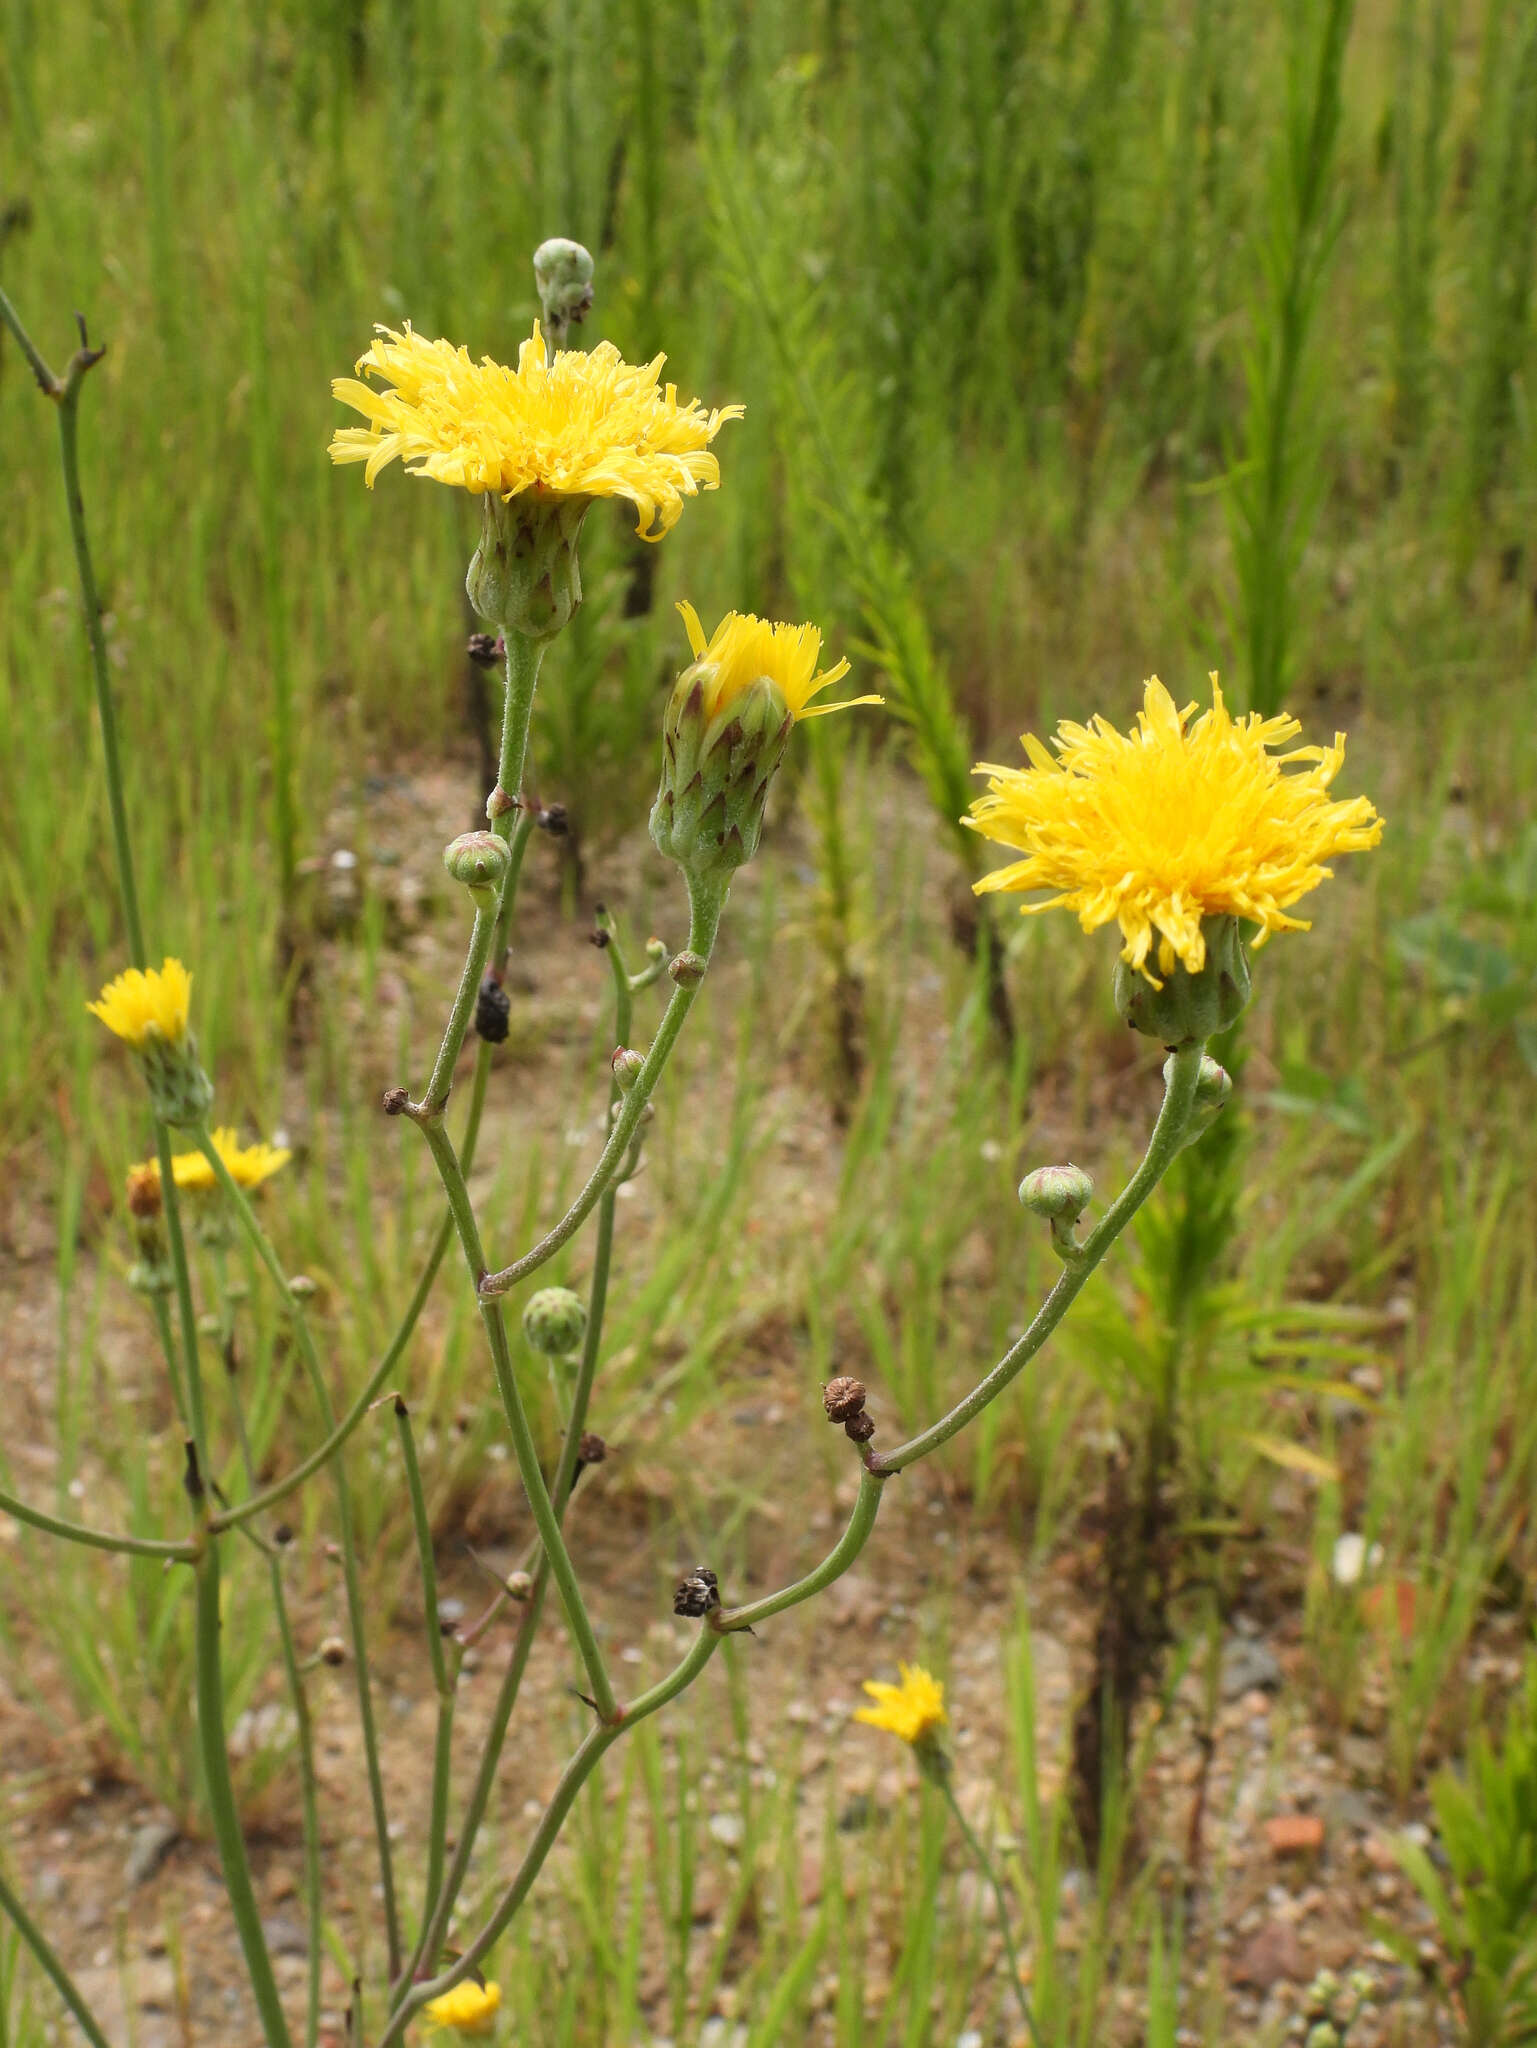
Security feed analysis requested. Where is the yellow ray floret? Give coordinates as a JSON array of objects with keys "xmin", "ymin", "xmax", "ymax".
[
  {"xmin": 966, "ymin": 676, "xmax": 1383, "ymax": 983},
  {"xmin": 330, "ymin": 323, "xmax": 743, "ymax": 540},
  {"xmin": 854, "ymin": 1662, "xmax": 947, "ymax": 1746},
  {"xmin": 87, "ymin": 959, "xmax": 192, "ymax": 1048},
  {"xmin": 129, "ymin": 1129, "xmax": 292, "ymax": 1197},
  {"xmin": 423, "ymin": 1980, "xmax": 501, "ymax": 2036},
  {"xmin": 676, "ymin": 601, "xmax": 881, "ymax": 721}
]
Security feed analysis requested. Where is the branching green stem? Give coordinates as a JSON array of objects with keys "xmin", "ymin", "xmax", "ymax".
[
  {"xmin": 871, "ymin": 1044, "xmax": 1207, "ymax": 1474},
  {"xmin": 714, "ymin": 1466, "xmax": 887, "ymax": 1633},
  {"xmin": 378, "ymin": 1628, "xmax": 724, "ymax": 2048},
  {"xmin": 0, "ymin": 1483, "xmax": 196, "ymax": 1560},
  {"xmin": 0, "ymin": 1863, "xmax": 115, "ymax": 2048},
  {"xmin": 196, "ymin": 1133, "xmax": 404, "ymax": 1981},
  {"xmin": 479, "ymin": 882, "xmax": 723, "ymax": 1298}
]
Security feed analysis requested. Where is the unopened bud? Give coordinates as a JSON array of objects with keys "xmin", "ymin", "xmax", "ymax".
[
  {"xmin": 289, "ymin": 1274, "xmax": 317, "ymax": 1300},
  {"xmin": 443, "ymin": 831, "xmax": 511, "ymax": 914},
  {"xmin": 319, "ymin": 1636, "xmax": 348, "ymax": 1667},
  {"xmin": 611, "ymin": 1046, "xmax": 645, "ymax": 1090},
  {"xmin": 273, "ymin": 1523, "xmax": 295, "ymax": 1547},
  {"xmin": 382, "ymin": 1087, "xmax": 411, "ymax": 1117},
  {"xmin": 533, "ymin": 237, "xmax": 595, "ymax": 344},
  {"xmin": 1018, "ymin": 1164, "xmax": 1094, "ymax": 1222},
  {"xmin": 505, "ymin": 1568, "xmax": 533, "ymax": 1601},
  {"xmin": 822, "ymin": 1376, "xmax": 867, "ymax": 1423},
  {"xmin": 522, "ymin": 1286, "xmax": 587, "ymax": 1358},
  {"xmin": 668, "ymin": 950, "xmax": 707, "ymax": 988},
  {"xmin": 1164, "ymin": 1051, "xmax": 1235, "ymax": 1150}
]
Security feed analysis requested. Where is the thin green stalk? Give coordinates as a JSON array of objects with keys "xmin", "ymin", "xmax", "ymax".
[
  {"xmin": 479, "ymin": 885, "xmax": 723, "ymax": 1298},
  {"xmin": 153, "ymin": 1124, "xmax": 210, "ymax": 1470},
  {"xmin": 193, "ymin": 1540, "xmax": 294, "ymax": 2048},
  {"xmin": 0, "ymin": 1484, "xmax": 196, "ymax": 1560},
  {"xmin": 872, "ymin": 1044, "xmax": 1207, "ymax": 1474},
  {"xmin": 147, "ymin": 1286, "xmax": 191, "ymax": 1433},
  {"xmin": 416, "ymin": 1114, "xmax": 618, "ymax": 1723},
  {"xmin": 196, "ymin": 1135, "xmax": 404, "ymax": 1981},
  {"xmin": 393, "ymin": 1396, "xmax": 456, "ymax": 1945},
  {"xmin": 714, "ymin": 1465, "xmax": 887, "ymax": 1633},
  {"xmin": 210, "ymin": 1036, "xmax": 497, "ymax": 1534},
  {"xmin": 938, "ymin": 1777, "xmax": 1043, "ymax": 2048},
  {"xmin": 421, "ymin": 632, "xmax": 543, "ymax": 1113},
  {"xmin": 379, "ymin": 1627, "xmax": 724, "ymax": 2048},
  {"xmin": 396, "ymin": 920, "xmax": 637, "ymax": 2002},
  {"xmin": 215, "ymin": 1273, "xmax": 324, "ymax": 2048},
  {"xmin": 0, "ymin": 1865, "xmax": 114, "ymax": 2048}
]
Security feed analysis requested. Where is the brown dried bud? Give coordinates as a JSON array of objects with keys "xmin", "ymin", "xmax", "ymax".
[
  {"xmin": 319, "ymin": 1636, "xmax": 348, "ymax": 1667},
  {"xmin": 537, "ymin": 803, "xmax": 569, "ymax": 836},
  {"xmin": 822, "ymin": 1376, "xmax": 867, "ymax": 1423},
  {"xmin": 475, "ymin": 973, "xmax": 511, "ymax": 1044},
  {"xmin": 577, "ymin": 1432, "xmax": 607, "ymax": 1466},
  {"xmin": 125, "ymin": 1164, "xmax": 163, "ymax": 1219},
  {"xmin": 273, "ymin": 1523, "xmax": 295, "ymax": 1547},
  {"xmin": 843, "ymin": 1412, "xmax": 876, "ymax": 1444},
  {"xmin": 382, "ymin": 1087, "xmax": 411, "ymax": 1117},
  {"xmin": 673, "ymin": 1565, "xmax": 720, "ymax": 1618},
  {"xmin": 466, "ymin": 631, "xmax": 504, "ymax": 667}
]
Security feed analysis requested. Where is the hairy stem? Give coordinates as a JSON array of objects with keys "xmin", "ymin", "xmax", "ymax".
[{"xmin": 871, "ymin": 1044, "xmax": 1207, "ymax": 1474}]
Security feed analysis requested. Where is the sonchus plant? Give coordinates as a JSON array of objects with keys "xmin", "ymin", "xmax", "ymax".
[{"xmin": 0, "ymin": 248, "xmax": 1381, "ymax": 2048}]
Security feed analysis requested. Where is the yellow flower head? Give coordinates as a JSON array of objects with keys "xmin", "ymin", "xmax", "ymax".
[
  {"xmin": 854, "ymin": 1663, "xmax": 947, "ymax": 1747},
  {"xmin": 87, "ymin": 959, "xmax": 192, "ymax": 1048},
  {"xmin": 967, "ymin": 677, "xmax": 1384, "ymax": 983},
  {"xmin": 675, "ymin": 602, "xmax": 880, "ymax": 721},
  {"xmin": 331, "ymin": 324, "xmax": 743, "ymax": 540},
  {"xmin": 128, "ymin": 1129, "xmax": 291, "ymax": 1198},
  {"xmin": 424, "ymin": 1980, "xmax": 501, "ymax": 2036}
]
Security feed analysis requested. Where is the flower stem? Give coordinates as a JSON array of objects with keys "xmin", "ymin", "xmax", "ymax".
[
  {"xmin": 938, "ymin": 1777, "xmax": 1044, "ymax": 2048},
  {"xmin": 870, "ymin": 1043, "xmax": 1208, "ymax": 1475},
  {"xmin": 0, "ymin": 1484, "xmax": 196, "ymax": 1560},
  {"xmin": 193, "ymin": 1538, "xmax": 295, "ymax": 2048},
  {"xmin": 378, "ymin": 1627, "xmax": 724, "ymax": 2048},
  {"xmin": 713, "ymin": 1465, "xmax": 888, "ymax": 1633},
  {"xmin": 0, "ymin": 1864, "xmax": 115, "ymax": 2048},
  {"xmin": 393, "ymin": 1396, "xmax": 458, "ymax": 1950},
  {"xmin": 479, "ymin": 882, "xmax": 723, "ymax": 1299},
  {"xmin": 416, "ymin": 1114, "xmax": 619, "ymax": 1723},
  {"xmin": 194, "ymin": 1132, "xmax": 404, "ymax": 1981}
]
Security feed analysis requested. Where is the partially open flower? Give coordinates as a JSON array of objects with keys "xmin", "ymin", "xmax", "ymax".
[
  {"xmin": 129, "ymin": 1128, "xmax": 292, "ymax": 1197},
  {"xmin": 966, "ymin": 677, "xmax": 1382, "ymax": 1041},
  {"xmin": 424, "ymin": 1981, "xmax": 501, "ymax": 2037},
  {"xmin": 855, "ymin": 1662, "xmax": 947, "ymax": 1750},
  {"xmin": 650, "ymin": 603, "xmax": 879, "ymax": 892},
  {"xmin": 88, "ymin": 959, "xmax": 214, "ymax": 1127}
]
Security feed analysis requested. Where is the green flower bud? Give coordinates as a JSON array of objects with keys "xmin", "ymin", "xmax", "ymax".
[
  {"xmin": 650, "ymin": 664, "xmax": 793, "ymax": 892},
  {"xmin": 610, "ymin": 1046, "xmax": 645, "ymax": 1090},
  {"xmin": 466, "ymin": 488, "xmax": 590, "ymax": 642},
  {"xmin": 1018, "ymin": 1164, "xmax": 1094, "ymax": 1221},
  {"xmin": 533, "ymin": 237, "xmax": 596, "ymax": 345},
  {"xmin": 1112, "ymin": 914, "xmax": 1252, "ymax": 1046},
  {"xmin": 1163, "ymin": 1051, "xmax": 1235, "ymax": 1148},
  {"xmin": 443, "ymin": 831, "xmax": 511, "ymax": 914},
  {"xmin": 522, "ymin": 1286, "xmax": 588, "ymax": 1358}
]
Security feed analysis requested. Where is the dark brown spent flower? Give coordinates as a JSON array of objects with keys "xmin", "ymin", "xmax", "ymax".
[
  {"xmin": 822, "ymin": 1375, "xmax": 867, "ymax": 1423},
  {"xmin": 673, "ymin": 1565, "xmax": 720, "ymax": 1618},
  {"xmin": 474, "ymin": 974, "xmax": 511, "ymax": 1044},
  {"xmin": 466, "ymin": 632, "xmax": 504, "ymax": 667},
  {"xmin": 125, "ymin": 1163, "xmax": 163, "ymax": 1219},
  {"xmin": 273, "ymin": 1523, "xmax": 295, "ymax": 1547},
  {"xmin": 843, "ymin": 1411, "xmax": 876, "ymax": 1444},
  {"xmin": 577, "ymin": 1431, "xmax": 607, "ymax": 1466},
  {"xmin": 537, "ymin": 803, "xmax": 569, "ymax": 836},
  {"xmin": 382, "ymin": 1086, "xmax": 411, "ymax": 1117}
]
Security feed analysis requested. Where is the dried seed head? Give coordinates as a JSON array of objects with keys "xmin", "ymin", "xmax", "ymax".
[
  {"xmin": 466, "ymin": 631, "xmax": 503, "ymax": 668},
  {"xmin": 843, "ymin": 1411, "xmax": 876, "ymax": 1444},
  {"xmin": 822, "ymin": 1376, "xmax": 867, "ymax": 1423},
  {"xmin": 577, "ymin": 1432, "xmax": 607, "ymax": 1466},
  {"xmin": 273, "ymin": 1523, "xmax": 295, "ymax": 1547},
  {"xmin": 382, "ymin": 1087, "xmax": 411, "ymax": 1117},
  {"xmin": 673, "ymin": 1565, "xmax": 720, "ymax": 1618}
]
